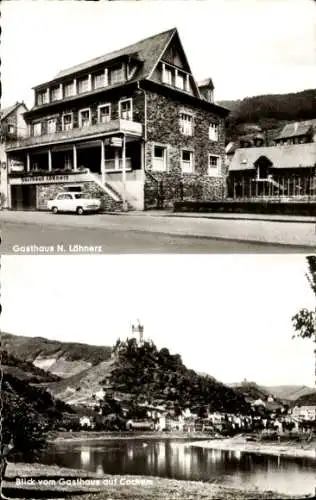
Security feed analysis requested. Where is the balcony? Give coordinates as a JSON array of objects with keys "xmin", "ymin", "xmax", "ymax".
[{"xmin": 6, "ymin": 119, "xmax": 143, "ymax": 151}]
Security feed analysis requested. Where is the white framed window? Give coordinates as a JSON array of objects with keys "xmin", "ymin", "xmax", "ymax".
[
  {"xmin": 7, "ymin": 124, "xmax": 15, "ymax": 134},
  {"xmin": 47, "ymin": 119, "xmax": 57, "ymax": 134},
  {"xmin": 78, "ymin": 76, "xmax": 89, "ymax": 94},
  {"xmin": 176, "ymin": 72, "xmax": 185, "ymax": 90},
  {"xmin": 98, "ymin": 104, "xmax": 111, "ymax": 123},
  {"xmin": 110, "ymin": 65, "xmax": 125, "ymax": 85},
  {"xmin": 33, "ymin": 122, "xmax": 42, "ymax": 136},
  {"xmin": 79, "ymin": 108, "xmax": 91, "ymax": 128},
  {"xmin": 162, "ymin": 65, "xmax": 173, "ymax": 85},
  {"xmin": 181, "ymin": 150, "xmax": 194, "ymax": 174},
  {"xmin": 209, "ymin": 122, "xmax": 219, "ymax": 141},
  {"xmin": 93, "ymin": 71, "xmax": 105, "ymax": 89},
  {"xmin": 152, "ymin": 144, "xmax": 167, "ymax": 172},
  {"xmin": 62, "ymin": 113, "xmax": 73, "ymax": 131},
  {"xmin": 51, "ymin": 86, "xmax": 61, "ymax": 102},
  {"xmin": 208, "ymin": 155, "xmax": 220, "ymax": 177},
  {"xmin": 180, "ymin": 112, "xmax": 193, "ymax": 136},
  {"xmin": 119, "ymin": 98, "xmax": 133, "ymax": 121},
  {"xmin": 64, "ymin": 82, "xmax": 74, "ymax": 98},
  {"xmin": 37, "ymin": 90, "xmax": 48, "ymax": 106}
]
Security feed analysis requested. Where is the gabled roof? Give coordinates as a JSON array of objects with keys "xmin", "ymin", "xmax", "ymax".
[
  {"xmin": 276, "ymin": 120, "xmax": 316, "ymax": 140},
  {"xmin": 0, "ymin": 102, "xmax": 27, "ymax": 121},
  {"xmin": 229, "ymin": 143, "xmax": 316, "ymax": 171},
  {"xmin": 52, "ymin": 28, "xmax": 176, "ymax": 82},
  {"xmin": 198, "ymin": 78, "xmax": 214, "ymax": 89}
]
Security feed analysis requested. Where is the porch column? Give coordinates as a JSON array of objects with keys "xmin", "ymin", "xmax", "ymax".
[
  {"xmin": 26, "ymin": 152, "xmax": 30, "ymax": 172},
  {"xmin": 104, "ymin": 68, "xmax": 108, "ymax": 87},
  {"xmin": 73, "ymin": 144, "xmax": 77, "ymax": 171},
  {"xmin": 101, "ymin": 140, "xmax": 106, "ymax": 185},
  {"xmin": 88, "ymin": 74, "xmax": 92, "ymax": 91},
  {"xmin": 48, "ymin": 149, "xmax": 52, "ymax": 172},
  {"xmin": 121, "ymin": 134, "xmax": 127, "ymax": 211}
]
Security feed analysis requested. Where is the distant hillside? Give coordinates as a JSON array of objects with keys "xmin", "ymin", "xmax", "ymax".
[
  {"xmin": 48, "ymin": 359, "xmax": 115, "ymax": 406},
  {"xmin": 262, "ymin": 385, "xmax": 315, "ymax": 402},
  {"xmin": 217, "ymin": 88, "xmax": 316, "ymax": 143},
  {"xmin": 2, "ymin": 332, "xmax": 112, "ymax": 378},
  {"xmin": 1, "ymin": 350, "xmax": 60, "ymax": 383},
  {"xmin": 294, "ymin": 391, "xmax": 316, "ymax": 406},
  {"xmin": 228, "ymin": 381, "xmax": 270, "ymax": 402}
]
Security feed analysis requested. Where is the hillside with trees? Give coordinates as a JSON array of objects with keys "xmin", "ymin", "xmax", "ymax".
[
  {"xmin": 217, "ymin": 88, "xmax": 316, "ymax": 143},
  {"xmin": 2, "ymin": 332, "xmax": 112, "ymax": 378},
  {"xmin": 109, "ymin": 338, "xmax": 250, "ymax": 414},
  {"xmin": 0, "ymin": 370, "xmax": 74, "ymax": 482}
]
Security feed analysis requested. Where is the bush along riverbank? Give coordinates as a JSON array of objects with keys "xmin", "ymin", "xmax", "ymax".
[{"xmin": 3, "ymin": 462, "xmax": 306, "ymax": 500}]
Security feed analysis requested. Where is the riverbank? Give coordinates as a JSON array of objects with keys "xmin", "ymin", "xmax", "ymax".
[
  {"xmin": 4, "ymin": 462, "xmax": 307, "ymax": 499},
  {"xmin": 49, "ymin": 430, "xmax": 212, "ymax": 443},
  {"xmin": 186, "ymin": 435, "xmax": 316, "ymax": 459}
]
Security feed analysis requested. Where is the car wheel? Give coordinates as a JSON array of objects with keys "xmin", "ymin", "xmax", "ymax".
[
  {"xmin": 76, "ymin": 206, "xmax": 84, "ymax": 215},
  {"xmin": 52, "ymin": 207, "xmax": 58, "ymax": 214}
]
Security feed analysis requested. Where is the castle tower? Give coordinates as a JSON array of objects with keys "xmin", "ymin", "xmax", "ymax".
[{"xmin": 131, "ymin": 319, "xmax": 144, "ymax": 345}]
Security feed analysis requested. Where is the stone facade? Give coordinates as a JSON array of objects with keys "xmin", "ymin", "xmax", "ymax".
[
  {"xmin": 143, "ymin": 91, "xmax": 226, "ymax": 209},
  {"xmin": 36, "ymin": 181, "xmax": 122, "ymax": 211}
]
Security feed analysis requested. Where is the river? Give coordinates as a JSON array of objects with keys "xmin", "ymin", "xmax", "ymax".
[{"xmin": 40, "ymin": 438, "xmax": 316, "ymax": 496}]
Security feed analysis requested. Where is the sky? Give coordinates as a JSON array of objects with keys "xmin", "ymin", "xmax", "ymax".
[
  {"xmin": 1, "ymin": 0, "xmax": 316, "ymax": 108},
  {"xmin": 1, "ymin": 254, "xmax": 315, "ymax": 387}
]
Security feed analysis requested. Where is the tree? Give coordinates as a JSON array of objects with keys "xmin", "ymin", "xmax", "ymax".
[
  {"xmin": 0, "ymin": 373, "xmax": 51, "ymax": 493},
  {"xmin": 292, "ymin": 256, "xmax": 316, "ymax": 340},
  {"xmin": 292, "ymin": 256, "xmax": 316, "ymax": 387}
]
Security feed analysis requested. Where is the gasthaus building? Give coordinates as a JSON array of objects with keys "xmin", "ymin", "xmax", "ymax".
[{"xmin": 6, "ymin": 28, "xmax": 229, "ymax": 211}]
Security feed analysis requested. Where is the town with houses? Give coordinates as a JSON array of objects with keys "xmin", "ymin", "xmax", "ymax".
[
  {"xmin": 58, "ymin": 322, "xmax": 316, "ymax": 440},
  {"xmin": 0, "ymin": 27, "xmax": 315, "ymax": 213}
]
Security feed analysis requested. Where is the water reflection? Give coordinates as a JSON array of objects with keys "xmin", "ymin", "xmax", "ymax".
[{"xmin": 41, "ymin": 438, "xmax": 316, "ymax": 495}]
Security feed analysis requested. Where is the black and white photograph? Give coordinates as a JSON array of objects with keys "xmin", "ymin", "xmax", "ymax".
[
  {"xmin": 0, "ymin": 254, "xmax": 316, "ymax": 499},
  {"xmin": 0, "ymin": 0, "xmax": 315, "ymax": 253},
  {"xmin": 0, "ymin": 0, "xmax": 316, "ymax": 499}
]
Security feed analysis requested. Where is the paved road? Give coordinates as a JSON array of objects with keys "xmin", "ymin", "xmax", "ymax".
[{"xmin": 1, "ymin": 211, "xmax": 315, "ymax": 253}]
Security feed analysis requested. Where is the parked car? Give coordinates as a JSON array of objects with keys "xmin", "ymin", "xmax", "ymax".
[{"xmin": 47, "ymin": 192, "xmax": 101, "ymax": 215}]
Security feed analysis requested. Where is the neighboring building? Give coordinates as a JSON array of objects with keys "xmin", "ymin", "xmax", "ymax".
[
  {"xmin": 0, "ymin": 102, "xmax": 28, "ymax": 207},
  {"xmin": 228, "ymin": 142, "xmax": 316, "ymax": 198},
  {"xmin": 6, "ymin": 28, "xmax": 228, "ymax": 211},
  {"xmin": 274, "ymin": 119, "xmax": 316, "ymax": 146},
  {"xmin": 292, "ymin": 405, "xmax": 316, "ymax": 422}
]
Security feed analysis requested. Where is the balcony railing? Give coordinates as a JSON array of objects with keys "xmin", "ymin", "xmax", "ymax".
[{"xmin": 6, "ymin": 119, "xmax": 143, "ymax": 151}]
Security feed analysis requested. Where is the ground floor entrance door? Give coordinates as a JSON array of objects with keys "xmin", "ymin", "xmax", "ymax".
[{"xmin": 11, "ymin": 185, "xmax": 37, "ymax": 210}]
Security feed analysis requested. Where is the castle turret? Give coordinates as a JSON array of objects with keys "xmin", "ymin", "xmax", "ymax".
[{"xmin": 132, "ymin": 319, "xmax": 144, "ymax": 345}]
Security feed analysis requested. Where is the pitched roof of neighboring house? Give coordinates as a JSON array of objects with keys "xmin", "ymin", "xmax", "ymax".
[
  {"xmin": 0, "ymin": 102, "xmax": 27, "ymax": 121},
  {"xmin": 275, "ymin": 120, "xmax": 316, "ymax": 140},
  {"xmin": 53, "ymin": 28, "xmax": 177, "ymax": 81},
  {"xmin": 229, "ymin": 143, "xmax": 316, "ymax": 171}
]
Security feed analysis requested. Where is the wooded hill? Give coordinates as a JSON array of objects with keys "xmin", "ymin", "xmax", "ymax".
[
  {"xmin": 217, "ymin": 88, "xmax": 316, "ymax": 143},
  {"xmin": 109, "ymin": 338, "xmax": 251, "ymax": 414}
]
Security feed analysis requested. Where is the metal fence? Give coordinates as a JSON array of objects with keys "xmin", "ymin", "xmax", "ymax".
[{"xmin": 228, "ymin": 176, "xmax": 316, "ymax": 201}]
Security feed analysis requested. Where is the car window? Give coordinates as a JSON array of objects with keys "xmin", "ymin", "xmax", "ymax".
[
  {"xmin": 74, "ymin": 193, "xmax": 84, "ymax": 199},
  {"xmin": 57, "ymin": 194, "xmax": 65, "ymax": 200},
  {"xmin": 65, "ymin": 194, "xmax": 73, "ymax": 199}
]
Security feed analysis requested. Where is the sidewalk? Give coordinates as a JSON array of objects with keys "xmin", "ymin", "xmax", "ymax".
[{"xmin": 121, "ymin": 210, "xmax": 316, "ymax": 224}]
